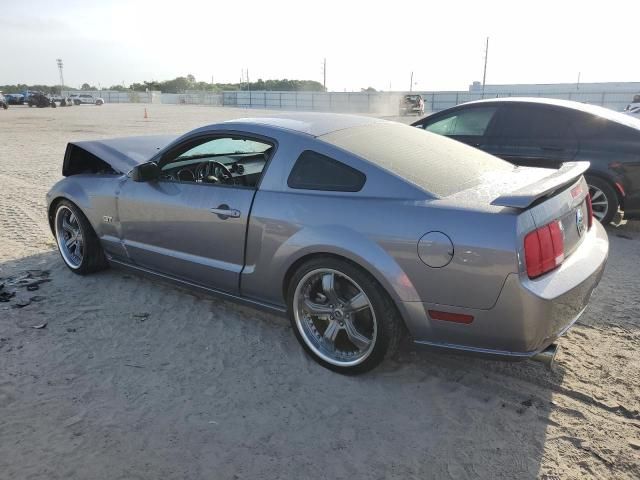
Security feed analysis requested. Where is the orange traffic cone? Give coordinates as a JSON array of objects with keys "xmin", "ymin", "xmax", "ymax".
[{"xmin": 144, "ymin": 108, "xmax": 148, "ymax": 119}]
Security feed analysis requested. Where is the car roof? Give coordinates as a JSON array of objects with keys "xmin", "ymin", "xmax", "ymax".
[
  {"xmin": 439, "ymin": 97, "xmax": 640, "ymax": 131},
  {"xmin": 222, "ymin": 112, "xmax": 388, "ymax": 137}
]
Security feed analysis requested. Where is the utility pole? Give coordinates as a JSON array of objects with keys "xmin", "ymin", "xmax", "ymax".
[
  {"xmin": 409, "ymin": 72, "xmax": 413, "ymax": 92},
  {"xmin": 56, "ymin": 58, "xmax": 64, "ymax": 96},
  {"xmin": 481, "ymin": 37, "xmax": 489, "ymax": 99},
  {"xmin": 576, "ymin": 72, "xmax": 581, "ymax": 90},
  {"xmin": 323, "ymin": 58, "xmax": 327, "ymax": 92}
]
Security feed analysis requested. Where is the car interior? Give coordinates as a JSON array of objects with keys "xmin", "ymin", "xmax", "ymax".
[{"xmin": 159, "ymin": 137, "xmax": 273, "ymax": 188}]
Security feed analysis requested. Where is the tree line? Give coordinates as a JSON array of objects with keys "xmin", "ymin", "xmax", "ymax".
[{"xmin": 1, "ymin": 75, "xmax": 325, "ymax": 94}]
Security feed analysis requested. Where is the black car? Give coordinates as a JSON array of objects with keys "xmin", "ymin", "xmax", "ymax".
[
  {"xmin": 412, "ymin": 98, "xmax": 640, "ymax": 224},
  {"xmin": 27, "ymin": 92, "xmax": 55, "ymax": 108}
]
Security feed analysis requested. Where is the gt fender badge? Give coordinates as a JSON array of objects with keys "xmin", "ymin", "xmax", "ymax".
[{"xmin": 103, "ymin": 215, "xmax": 113, "ymax": 223}]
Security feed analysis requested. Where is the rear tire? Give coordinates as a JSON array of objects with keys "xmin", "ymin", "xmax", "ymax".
[
  {"xmin": 586, "ymin": 176, "xmax": 618, "ymax": 225},
  {"xmin": 53, "ymin": 200, "xmax": 108, "ymax": 275},
  {"xmin": 287, "ymin": 256, "xmax": 402, "ymax": 374}
]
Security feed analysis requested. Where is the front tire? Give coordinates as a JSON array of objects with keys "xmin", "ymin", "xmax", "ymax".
[
  {"xmin": 287, "ymin": 257, "xmax": 402, "ymax": 374},
  {"xmin": 586, "ymin": 176, "xmax": 618, "ymax": 225},
  {"xmin": 53, "ymin": 200, "xmax": 108, "ymax": 275}
]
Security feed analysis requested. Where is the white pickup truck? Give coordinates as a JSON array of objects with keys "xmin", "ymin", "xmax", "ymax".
[{"xmin": 69, "ymin": 94, "xmax": 104, "ymax": 106}]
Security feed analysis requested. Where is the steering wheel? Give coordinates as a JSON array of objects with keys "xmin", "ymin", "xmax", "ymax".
[{"xmin": 195, "ymin": 161, "xmax": 235, "ymax": 185}]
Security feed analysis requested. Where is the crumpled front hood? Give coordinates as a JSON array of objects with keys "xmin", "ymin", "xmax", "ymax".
[{"xmin": 63, "ymin": 135, "xmax": 178, "ymax": 176}]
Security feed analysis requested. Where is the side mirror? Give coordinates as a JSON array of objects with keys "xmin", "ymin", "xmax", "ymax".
[{"xmin": 131, "ymin": 162, "xmax": 161, "ymax": 182}]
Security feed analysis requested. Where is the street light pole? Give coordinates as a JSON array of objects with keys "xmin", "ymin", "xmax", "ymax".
[
  {"xmin": 481, "ymin": 37, "xmax": 489, "ymax": 99},
  {"xmin": 409, "ymin": 72, "xmax": 413, "ymax": 92},
  {"xmin": 56, "ymin": 59, "xmax": 65, "ymax": 96},
  {"xmin": 323, "ymin": 58, "xmax": 327, "ymax": 92}
]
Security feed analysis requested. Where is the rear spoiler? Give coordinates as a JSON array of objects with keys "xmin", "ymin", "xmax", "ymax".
[{"xmin": 491, "ymin": 162, "xmax": 590, "ymax": 209}]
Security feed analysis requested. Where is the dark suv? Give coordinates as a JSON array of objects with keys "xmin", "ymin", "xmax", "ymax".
[{"xmin": 413, "ymin": 98, "xmax": 640, "ymax": 224}]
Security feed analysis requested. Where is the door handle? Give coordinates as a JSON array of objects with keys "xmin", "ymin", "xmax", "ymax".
[
  {"xmin": 210, "ymin": 205, "xmax": 241, "ymax": 219},
  {"xmin": 541, "ymin": 146, "xmax": 564, "ymax": 152}
]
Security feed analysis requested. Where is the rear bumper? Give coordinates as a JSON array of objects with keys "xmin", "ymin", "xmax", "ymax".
[{"xmin": 401, "ymin": 221, "xmax": 609, "ymax": 358}]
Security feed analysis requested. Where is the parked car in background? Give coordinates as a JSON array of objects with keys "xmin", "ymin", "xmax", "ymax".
[
  {"xmin": 413, "ymin": 98, "xmax": 640, "ymax": 224},
  {"xmin": 0, "ymin": 92, "xmax": 8, "ymax": 110},
  {"xmin": 27, "ymin": 91, "xmax": 55, "ymax": 108},
  {"xmin": 399, "ymin": 94, "xmax": 424, "ymax": 116},
  {"xmin": 624, "ymin": 94, "xmax": 640, "ymax": 110},
  {"xmin": 51, "ymin": 95, "xmax": 74, "ymax": 107},
  {"xmin": 70, "ymin": 93, "xmax": 104, "ymax": 105},
  {"xmin": 4, "ymin": 93, "xmax": 24, "ymax": 105},
  {"xmin": 47, "ymin": 113, "xmax": 607, "ymax": 373}
]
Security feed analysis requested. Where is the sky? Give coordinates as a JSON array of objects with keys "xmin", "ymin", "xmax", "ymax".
[{"xmin": 1, "ymin": 0, "xmax": 637, "ymax": 92}]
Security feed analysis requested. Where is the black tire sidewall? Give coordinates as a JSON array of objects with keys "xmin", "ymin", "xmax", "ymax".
[
  {"xmin": 586, "ymin": 176, "xmax": 618, "ymax": 225},
  {"xmin": 286, "ymin": 257, "xmax": 399, "ymax": 374},
  {"xmin": 54, "ymin": 200, "xmax": 106, "ymax": 275}
]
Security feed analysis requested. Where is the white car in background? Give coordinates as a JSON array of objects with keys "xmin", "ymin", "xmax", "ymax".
[
  {"xmin": 624, "ymin": 105, "xmax": 640, "ymax": 118},
  {"xmin": 624, "ymin": 94, "xmax": 640, "ymax": 117},
  {"xmin": 70, "ymin": 94, "xmax": 104, "ymax": 106}
]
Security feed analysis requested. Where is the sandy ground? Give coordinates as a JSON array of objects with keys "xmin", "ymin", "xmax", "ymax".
[{"xmin": 0, "ymin": 104, "xmax": 638, "ymax": 480}]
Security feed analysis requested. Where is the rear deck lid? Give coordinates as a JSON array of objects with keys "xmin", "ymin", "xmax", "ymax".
[{"xmin": 490, "ymin": 162, "xmax": 590, "ymax": 209}]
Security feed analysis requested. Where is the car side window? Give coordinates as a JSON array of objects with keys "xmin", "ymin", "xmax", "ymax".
[
  {"xmin": 496, "ymin": 106, "xmax": 572, "ymax": 139},
  {"xmin": 288, "ymin": 150, "xmax": 366, "ymax": 192},
  {"xmin": 424, "ymin": 107, "xmax": 497, "ymax": 136},
  {"xmin": 160, "ymin": 136, "xmax": 273, "ymax": 187},
  {"xmin": 577, "ymin": 114, "xmax": 638, "ymax": 140}
]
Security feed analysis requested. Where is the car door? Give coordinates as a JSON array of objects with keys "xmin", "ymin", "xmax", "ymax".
[
  {"xmin": 486, "ymin": 104, "xmax": 578, "ymax": 168},
  {"xmin": 418, "ymin": 105, "xmax": 499, "ymax": 150},
  {"xmin": 116, "ymin": 133, "xmax": 273, "ymax": 294}
]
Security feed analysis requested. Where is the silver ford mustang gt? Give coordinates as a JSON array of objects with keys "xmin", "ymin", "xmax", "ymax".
[{"xmin": 47, "ymin": 113, "xmax": 608, "ymax": 374}]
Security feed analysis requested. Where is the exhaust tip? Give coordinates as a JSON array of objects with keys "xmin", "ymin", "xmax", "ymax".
[{"xmin": 531, "ymin": 344, "xmax": 558, "ymax": 370}]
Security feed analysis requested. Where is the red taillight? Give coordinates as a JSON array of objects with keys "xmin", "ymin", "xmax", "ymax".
[
  {"xmin": 524, "ymin": 220, "xmax": 564, "ymax": 279},
  {"xmin": 586, "ymin": 194, "xmax": 594, "ymax": 229}
]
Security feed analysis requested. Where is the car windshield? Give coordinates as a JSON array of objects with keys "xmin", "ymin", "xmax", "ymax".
[
  {"xmin": 177, "ymin": 137, "xmax": 270, "ymax": 160},
  {"xmin": 321, "ymin": 122, "xmax": 514, "ymax": 197}
]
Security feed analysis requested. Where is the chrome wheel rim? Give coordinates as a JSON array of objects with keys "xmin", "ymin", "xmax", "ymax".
[
  {"xmin": 55, "ymin": 206, "xmax": 84, "ymax": 269},
  {"xmin": 588, "ymin": 184, "xmax": 609, "ymax": 222},
  {"xmin": 293, "ymin": 268, "xmax": 377, "ymax": 367}
]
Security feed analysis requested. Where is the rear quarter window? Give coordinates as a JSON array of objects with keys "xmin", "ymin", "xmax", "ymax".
[
  {"xmin": 575, "ymin": 112, "xmax": 640, "ymax": 140},
  {"xmin": 288, "ymin": 150, "xmax": 366, "ymax": 192},
  {"xmin": 321, "ymin": 123, "xmax": 513, "ymax": 197}
]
